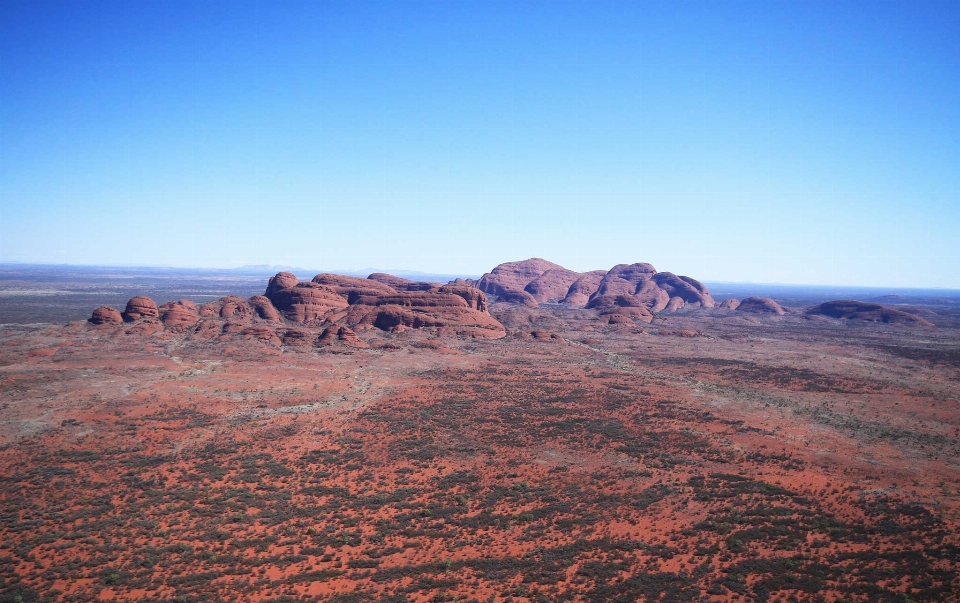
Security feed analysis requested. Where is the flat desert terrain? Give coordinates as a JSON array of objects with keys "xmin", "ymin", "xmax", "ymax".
[{"xmin": 1, "ymin": 269, "xmax": 959, "ymax": 602}]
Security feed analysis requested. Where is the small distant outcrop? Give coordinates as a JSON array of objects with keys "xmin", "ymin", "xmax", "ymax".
[
  {"xmin": 719, "ymin": 299, "xmax": 740, "ymax": 310},
  {"xmin": 736, "ymin": 297, "xmax": 785, "ymax": 315},
  {"xmin": 806, "ymin": 300, "xmax": 933, "ymax": 326}
]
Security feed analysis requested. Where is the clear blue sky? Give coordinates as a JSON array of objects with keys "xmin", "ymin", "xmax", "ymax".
[{"xmin": 1, "ymin": 0, "xmax": 958, "ymax": 287}]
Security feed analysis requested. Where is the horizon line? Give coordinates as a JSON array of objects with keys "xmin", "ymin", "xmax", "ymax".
[{"xmin": 2, "ymin": 260, "xmax": 960, "ymax": 293}]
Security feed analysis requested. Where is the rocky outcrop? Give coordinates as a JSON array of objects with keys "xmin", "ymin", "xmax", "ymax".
[
  {"xmin": 347, "ymin": 304, "xmax": 505, "ymax": 339},
  {"xmin": 586, "ymin": 295, "xmax": 654, "ymax": 323},
  {"xmin": 282, "ymin": 329, "xmax": 311, "ymax": 346},
  {"xmin": 437, "ymin": 285, "xmax": 487, "ymax": 312},
  {"xmin": 719, "ymin": 299, "xmax": 740, "ymax": 310},
  {"xmin": 240, "ymin": 326, "xmax": 281, "ymax": 346},
  {"xmin": 593, "ymin": 264, "xmax": 659, "ymax": 298},
  {"xmin": 737, "ymin": 297, "xmax": 785, "ymax": 315},
  {"xmin": 122, "ymin": 296, "xmax": 159, "ymax": 322},
  {"xmin": 217, "ymin": 296, "xmax": 253, "ymax": 320},
  {"xmin": 477, "ymin": 258, "xmax": 567, "ymax": 299},
  {"xmin": 249, "ymin": 295, "xmax": 282, "ymax": 321},
  {"xmin": 806, "ymin": 301, "xmax": 932, "ymax": 326},
  {"xmin": 317, "ymin": 325, "xmax": 368, "ymax": 348},
  {"xmin": 650, "ymin": 273, "xmax": 714, "ymax": 308},
  {"xmin": 160, "ymin": 300, "xmax": 200, "ymax": 327},
  {"xmin": 89, "ymin": 306, "xmax": 123, "ymax": 325},
  {"xmin": 663, "ymin": 297, "xmax": 686, "ymax": 312},
  {"xmin": 265, "ymin": 272, "xmax": 299, "ymax": 299}
]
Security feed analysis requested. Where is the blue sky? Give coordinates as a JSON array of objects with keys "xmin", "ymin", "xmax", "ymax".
[{"xmin": 1, "ymin": 0, "xmax": 958, "ymax": 287}]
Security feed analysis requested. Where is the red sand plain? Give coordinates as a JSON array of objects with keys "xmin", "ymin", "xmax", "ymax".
[{"xmin": 1, "ymin": 306, "xmax": 959, "ymax": 602}]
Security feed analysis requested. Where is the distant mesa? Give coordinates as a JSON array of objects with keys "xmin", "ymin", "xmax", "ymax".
[
  {"xmin": 806, "ymin": 300, "xmax": 933, "ymax": 326},
  {"xmin": 736, "ymin": 296, "xmax": 785, "ymax": 315}
]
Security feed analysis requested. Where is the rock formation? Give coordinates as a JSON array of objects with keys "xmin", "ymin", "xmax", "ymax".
[
  {"xmin": 807, "ymin": 301, "xmax": 933, "ymax": 326},
  {"xmin": 476, "ymin": 259, "xmax": 714, "ymax": 318},
  {"xmin": 736, "ymin": 297, "xmax": 785, "ymax": 315},
  {"xmin": 87, "ymin": 258, "xmax": 724, "ymax": 342},
  {"xmin": 523, "ymin": 267, "xmax": 583, "ymax": 303},
  {"xmin": 719, "ymin": 299, "xmax": 740, "ymax": 310},
  {"xmin": 269, "ymin": 283, "xmax": 350, "ymax": 323},
  {"xmin": 122, "ymin": 296, "xmax": 159, "ymax": 322},
  {"xmin": 477, "ymin": 258, "xmax": 567, "ymax": 298},
  {"xmin": 89, "ymin": 306, "xmax": 122, "ymax": 325},
  {"xmin": 159, "ymin": 300, "xmax": 200, "ymax": 327},
  {"xmin": 368, "ymin": 273, "xmax": 437, "ymax": 292},
  {"xmin": 317, "ymin": 325, "xmax": 369, "ymax": 348},
  {"xmin": 562, "ymin": 271, "xmax": 608, "ymax": 305}
]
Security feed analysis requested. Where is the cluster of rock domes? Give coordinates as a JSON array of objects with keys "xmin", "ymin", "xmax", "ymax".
[
  {"xmin": 474, "ymin": 258, "xmax": 716, "ymax": 323},
  {"xmin": 87, "ymin": 258, "xmax": 933, "ymax": 342},
  {"xmin": 88, "ymin": 272, "xmax": 506, "ymax": 345}
]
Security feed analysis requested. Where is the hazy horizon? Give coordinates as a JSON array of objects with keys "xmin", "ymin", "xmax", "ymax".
[
  {"xmin": 5, "ymin": 259, "xmax": 960, "ymax": 294},
  {"xmin": 2, "ymin": 1, "xmax": 959, "ymax": 288}
]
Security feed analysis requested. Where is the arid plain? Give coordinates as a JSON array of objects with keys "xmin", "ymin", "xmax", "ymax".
[{"xmin": 1, "ymin": 260, "xmax": 959, "ymax": 602}]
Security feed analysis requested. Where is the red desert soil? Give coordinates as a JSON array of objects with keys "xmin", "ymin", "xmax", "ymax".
[{"xmin": 1, "ymin": 293, "xmax": 959, "ymax": 602}]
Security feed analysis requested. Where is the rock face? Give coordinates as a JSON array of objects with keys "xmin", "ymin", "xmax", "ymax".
[
  {"xmin": 807, "ymin": 301, "xmax": 933, "ymax": 326},
  {"xmin": 737, "ymin": 297, "xmax": 785, "ymax": 315},
  {"xmin": 89, "ymin": 306, "xmax": 123, "ymax": 325},
  {"xmin": 269, "ymin": 283, "xmax": 350, "ymax": 323},
  {"xmin": 122, "ymin": 296, "xmax": 159, "ymax": 322},
  {"xmin": 719, "ymin": 299, "xmax": 741, "ymax": 310}
]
